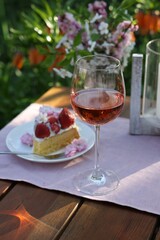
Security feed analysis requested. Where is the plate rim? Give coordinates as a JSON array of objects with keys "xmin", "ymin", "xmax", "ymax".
[{"xmin": 6, "ymin": 119, "xmax": 95, "ymax": 163}]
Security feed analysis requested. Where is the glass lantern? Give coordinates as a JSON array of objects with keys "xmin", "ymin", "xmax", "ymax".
[{"xmin": 142, "ymin": 39, "xmax": 160, "ymax": 127}]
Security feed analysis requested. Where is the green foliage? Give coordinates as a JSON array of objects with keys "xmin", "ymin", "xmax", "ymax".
[
  {"xmin": 136, "ymin": 0, "xmax": 160, "ymax": 11},
  {"xmin": 0, "ymin": 61, "xmax": 54, "ymax": 127}
]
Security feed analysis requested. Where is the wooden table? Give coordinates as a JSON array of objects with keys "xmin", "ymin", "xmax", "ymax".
[{"xmin": 0, "ymin": 87, "xmax": 160, "ymax": 240}]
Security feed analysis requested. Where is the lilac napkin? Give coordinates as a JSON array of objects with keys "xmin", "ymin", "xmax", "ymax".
[{"xmin": 0, "ymin": 103, "xmax": 160, "ymax": 215}]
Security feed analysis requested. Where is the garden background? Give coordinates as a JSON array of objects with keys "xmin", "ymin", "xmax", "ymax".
[{"xmin": 0, "ymin": 0, "xmax": 159, "ymax": 129}]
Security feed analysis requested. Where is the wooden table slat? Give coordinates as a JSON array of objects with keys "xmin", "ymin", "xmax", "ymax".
[
  {"xmin": 59, "ymin": 200, "xmax": 157, "ymax": 240},
  {"xmin": 0, "ymin": 180, "xmax": 13, "ymax": 200},
  {"xmin": 0, "ymin": 182, "xmax": 82, "ymax": 239},
  {"xmin": 37, "ymin": 87, "xmax": 70, "ymax": 108}
]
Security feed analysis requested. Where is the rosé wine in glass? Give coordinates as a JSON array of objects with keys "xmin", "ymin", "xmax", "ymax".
[
  {"xmin": 71, "ymin": 55, "xmax": 125, "ymax": 196},
  {"xmin": 71, "ymin": 89, "xmax": 124, "ymax": 125}
]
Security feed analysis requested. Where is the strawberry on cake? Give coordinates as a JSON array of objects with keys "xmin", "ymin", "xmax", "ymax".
[{"xmin": 33, "ymin": 106, "xmax": 80, "ymax": 155}]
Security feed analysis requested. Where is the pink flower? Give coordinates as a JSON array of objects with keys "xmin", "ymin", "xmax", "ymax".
[
  {"xmin": 117, "ymin": 20, "xmax": 132, "ymax": 31},
  {"xmin": 73, "ymin": 139, "xmax": 88, "ymax": 152},
  {"xmin": 58, "ymin": 12, "xmax": 81, "ymax": 40},
  {"xmin": 116, "ymin": 20, "xmax": 139, "ymax": 32},
  {"xmin": 65, "ymin": 139, "xmax": 88, "ymax": 157},
  {"xmin": 21, "ymin": 133, "xmax": 33, "ymax": 147},
  {"xmin": 88, "ymin": 1, "xmax": 107, "ymax": 18},
  {"xmin": 65, "ymin": 145, "xmax": 77, "ymax": 157}
]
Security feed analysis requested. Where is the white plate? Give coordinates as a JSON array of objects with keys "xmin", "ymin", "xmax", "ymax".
[{"xmin": 6, "ymin": 120, "xmax": 95, "ymax": 163}]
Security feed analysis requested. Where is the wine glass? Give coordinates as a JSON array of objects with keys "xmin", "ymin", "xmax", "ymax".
[{"xmin": 70, "ymin": 54, "xmax": 125, "ymax": 196}]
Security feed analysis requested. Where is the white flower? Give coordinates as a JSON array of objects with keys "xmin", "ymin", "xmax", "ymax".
[
  {"xmin": 101, "ymin": 41, "xmax": 114, "ymax": 48},
  {"xmin": 76, "ymin": 43, "xmax": 85, "ymax": 50},
  {"xmin": 88, "ymin": 40, "xmax": 96, "ymax": 52},
  {"xmin": 70, "ymin": 58, "xmax": 75, "ymax": 66},
  {"xmin": 98, "ymin": 21, "xmax": 109, "ymax": 35},
  {"xmin": 56, "ymin": 35, "xmax": 72, "ymax": 53},
  {"xmin": 53, "ymin": 68, "xmax": 72, "ymax": 78},
  {"xmin": 101, "ymin": 41, "xmax": 114, "ymax": 54},
  {"xmin": 63, "ymin": 39, "xmax": 73, "ymax": 50},
  {"xmin": 56, "ymin": 35, "xmax": 67, "ymax": 49},
  {"xmin": 85, "ymin": 21, "xmax": 90, "ymax": 37},
  {"xmin": 39, "ymin": 106, "xmax": 58, "ymax": 116},
  {"xmin": 36, "ymin": 112, "xmax": 48, "ymax": 123},
  {"xmin": 91, "ymin": 28, "xmax": 98, "ymax": 34},
  {"xmin": 90, "ymin": 13, "xmax": 102, "ymax": 23}
]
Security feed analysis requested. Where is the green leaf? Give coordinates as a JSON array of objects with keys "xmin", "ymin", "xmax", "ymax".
[
  {"xmin": 119, "ymin": 0, "xmax": 137, "ymax": 9},
  {"xmin": 91, "ymin": 33, "xmax": 100, "ymax": 42},
  {"xmin": 41, "ymin": 0, "xmax": 53, "ymax": 16},
  {"xmin": 73, "ymin": 32, "xmax": 82, "ymax": 46},
  {"xmin": 31, "ymin": 4, "xmax": 49, "ymax": 21},
  {"xmin": 41, "ymin": 54, "xmax": 55, "ymax": 67}
]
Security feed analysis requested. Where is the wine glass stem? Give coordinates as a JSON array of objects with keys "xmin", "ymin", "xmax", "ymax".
[{"xmin": 92, "ymin": 125, "xmax": 101, "ymax": 180}]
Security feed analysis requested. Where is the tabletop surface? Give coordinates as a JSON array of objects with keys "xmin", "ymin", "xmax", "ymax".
[{"xmin": 0, "ymin": 87, "xmax": 160, "ymax": 240}]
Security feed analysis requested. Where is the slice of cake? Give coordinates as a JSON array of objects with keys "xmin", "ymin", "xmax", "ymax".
[{"xmin": 33, "ymin": 107, "xmax": 80, "ymax": 155}]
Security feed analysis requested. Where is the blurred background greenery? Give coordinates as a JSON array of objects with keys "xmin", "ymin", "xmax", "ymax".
[{"xmin": 0, "ymin": 0, "xmax": 160, "ymax": 128}]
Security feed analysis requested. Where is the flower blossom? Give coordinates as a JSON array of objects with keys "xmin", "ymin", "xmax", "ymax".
[
  {"xmin": 98, "ymin": 21, "xmax": 109, "ymax": 35},
  {"xmin": 107, "ymin": 20, "xmax": 138, "ymax": 67},
  {"xmin": 88, "ymin": 40, "xmax": 96, "ymax": 52},
  {"xmin": 58, "ymin": 12, "xmax": 81, "ymax": 41},
  {"xmin": 35, "ymin": 112, "xmax": 48, "ymax": 123},
  {"xmin": 39, "ymin": 106, "xmax": 59, "ymax": 118},
  {"xmin": 90, "ymin": 13, "xmax": 102, "ymax": 23},
  {"xmin": 53, "ymin": 68, "xmax": 72, "ymax": 78},
  {"xmin": 65, "ymin": 139, "xmax": 88, "ymax": 157},
  {"xmin": 117, "ymin": 20, "xmax": 139, "ymax": 32},
  {"xmin": 52, "ymin": 1, "xmax": 138, "ymax": 78},
  {"xmin": 88, "ymin": 1, "xmax": 107, "ymax": 18},
  {"xmin": 21, "ymin": 133, "xmax": 33, "ymax": 147},
  {"xmin": 111, "ymin": 20, "xmax": 138, "ymax": 44},
  {"xmin": 56, "ymin": 35, "xmax": 72, "ymax": 52}
]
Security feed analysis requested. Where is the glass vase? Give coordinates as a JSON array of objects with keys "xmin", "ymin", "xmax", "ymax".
[{"xmin": 142, "ymin": 39, "xmax": 160, "ymax": 127}]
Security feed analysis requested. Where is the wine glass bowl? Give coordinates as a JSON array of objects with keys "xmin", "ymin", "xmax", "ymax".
[{"xmin": 71, "ymin": 55, "xmax": 125, "ymax": 196}]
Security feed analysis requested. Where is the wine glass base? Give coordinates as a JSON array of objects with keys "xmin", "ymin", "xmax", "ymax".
[{"xmin": 73, "ymin": 169, "xmax": 119, "ymax": 196}]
